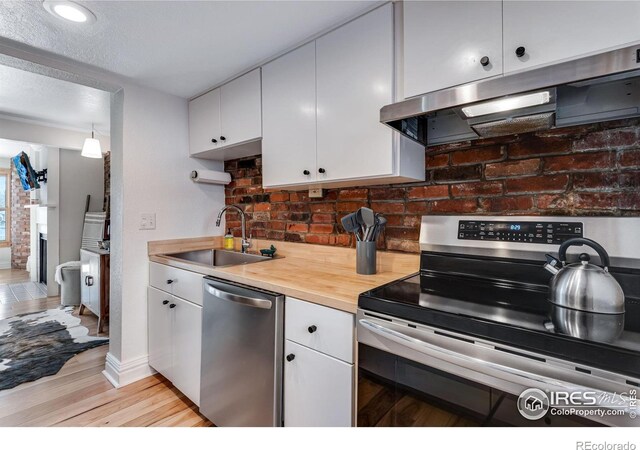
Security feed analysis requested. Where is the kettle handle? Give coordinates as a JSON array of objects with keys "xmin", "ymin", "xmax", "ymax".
[{"xmin": 558, "ymin": 237, "xmax": 610, "ymax": 268}]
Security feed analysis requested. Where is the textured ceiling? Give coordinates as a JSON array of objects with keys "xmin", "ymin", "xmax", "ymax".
[
  {"xmin": 0, "ymin": 64, "xmax": 110, "ymax": 133},
  {"xmin": 0, "ymin": 0, "xmax": 378, "ymax": 98}
]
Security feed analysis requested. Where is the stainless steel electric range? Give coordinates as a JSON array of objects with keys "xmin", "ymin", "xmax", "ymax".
[{"xmin": 357, "ymin": 215, "xmax": 640, "ymax": 427}]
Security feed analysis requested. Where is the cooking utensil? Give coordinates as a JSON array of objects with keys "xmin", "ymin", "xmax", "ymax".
[
  {"xmin": 359, "ymin": 207, "xmax": 376, "ymax": 241},
  {"xmin": 354, "ymin": 208, "xmax": 365, "ymax": 240},
  {"xmin": 543, "ymin": 237, "xmax": 624, "ymax": 314},
  {"xmin": 341, "ymin": 212, "xmax": 362, "ymax": 241},
  {"xmin": 373, "ymin": 215, "xmax": 387, "ymax": 241}
]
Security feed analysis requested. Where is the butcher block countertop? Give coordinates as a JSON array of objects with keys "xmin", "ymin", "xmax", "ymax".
[{"xmin": 148, "ymin": 236, "xmax": 419, "ymax": 314}]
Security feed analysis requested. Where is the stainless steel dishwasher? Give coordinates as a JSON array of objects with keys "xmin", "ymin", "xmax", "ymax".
[{"xmin": 200, "ymin": 277, "xmax": 284, "ymax": 427}]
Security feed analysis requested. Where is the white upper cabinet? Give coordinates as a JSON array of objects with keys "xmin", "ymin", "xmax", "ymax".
[
  {"xmin": 262, "ymin": 42, "xmax": 317, "ymax": 187},
  {"xmin": 189, "ymin": 88, "xmax": 221, "ymax": 156},
  {"xmin": 189, "ymin": 69, "xmax": 262, "ymax": 160},
  {"xmin": 403, "ymin": 1, "xmax": 503, "ymax": 98},
  {"xmin": 403, "ymin": 1, "xmax": 640, "ymax": 96},
  {"xmin": 220, "ymin": 68, "xmax": 262, "ymax": 149},
  {"xmin": 316, "ymin": 3, "xmax": 395, "ymax": 182},
  {"xmin": 261, "ymin": 3, "xmax": 424, "ymax": 189},
  {"xmin": 503, "ymin": 1, "xmax": 640, "ymax": 73}
]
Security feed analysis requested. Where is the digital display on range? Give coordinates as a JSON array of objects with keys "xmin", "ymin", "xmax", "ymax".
[{"xmin": 457, "ymin": 220, "xmax": 584, "ymax": 245}]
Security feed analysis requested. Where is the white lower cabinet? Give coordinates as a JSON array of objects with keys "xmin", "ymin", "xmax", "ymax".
[
  {"xmin": 172, "ymin": 296, "xmax": 202, "ymax": 405},
  {"xmin": 80, "ymin": 249, "xmax": 101, "ymax": 316},
  {"xmin": 284, "ymin": 340, "xmax": 353, "ymax": 427},
  {"xmin": 148, "ymin": 285, "xmax": 202, "ymax": 406},
  {"xmin": 283, "ymin": 297, "xmax": 355, "ymax": 427},
  {"xmin": 148, "ymin": 286, "xmax": 173, "ymax": 379}
]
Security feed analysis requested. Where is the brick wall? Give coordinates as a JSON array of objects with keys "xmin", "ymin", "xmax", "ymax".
[
  {"xmin": 224, "ymin": 118, "xmax": 640, "ymax": 253},
  {"xmin": 10, "ymin": 163, "xmax": 31, "ymax": 269},
  {"xmin": 103, "ymin": 151, "xmax": 111, "ymax": 219}
]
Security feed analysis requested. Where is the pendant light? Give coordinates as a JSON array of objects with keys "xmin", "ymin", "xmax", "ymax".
[{"xmin": 82, "ymin": 125, "xmax": 102, "ymax": 159}]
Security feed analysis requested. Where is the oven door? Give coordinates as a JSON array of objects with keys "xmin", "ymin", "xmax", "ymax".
[
  {"xmin": 356, "ymin": 309, "xmax": 630, "ymax": 427},
  {"xmin": 358, "ymin": 341, "xmax": 497, "ymax": 426}
]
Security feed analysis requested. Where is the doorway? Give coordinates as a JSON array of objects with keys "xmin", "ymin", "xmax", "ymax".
[{"xmin": 0, "ymin": 63, "xmax": 111, "ymax": 332}]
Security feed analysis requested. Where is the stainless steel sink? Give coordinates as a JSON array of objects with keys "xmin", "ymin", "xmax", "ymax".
[{"xmin": 165, "ymin": 249, "xmax": 273, "ymax": 267}]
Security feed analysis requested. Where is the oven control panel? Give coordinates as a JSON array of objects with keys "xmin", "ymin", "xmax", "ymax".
[{"xmin": 457, "ymin": 220, "xmax": 583, "ymax": 244}]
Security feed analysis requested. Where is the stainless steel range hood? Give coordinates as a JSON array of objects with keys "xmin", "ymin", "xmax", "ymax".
[{"xmin": 382, "ymin": 45, "xmax": 640, "ymax": 146}]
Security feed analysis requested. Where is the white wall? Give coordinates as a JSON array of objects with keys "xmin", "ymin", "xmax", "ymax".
[
  {"xmin": 58, "ymin": 148, "xmax": 104, "ymax": 264},
  {"xmin": 112, "ymin": 83, "xmax": 224, "ymax": 381},
  {"xmin": 0, "ymin": 157, "xmax": 10, "ymax": 269}
]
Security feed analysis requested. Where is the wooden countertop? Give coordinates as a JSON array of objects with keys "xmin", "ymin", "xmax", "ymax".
[{"xmin": 148, "ymin": 237, "xmax": 419, "ymax": 314}]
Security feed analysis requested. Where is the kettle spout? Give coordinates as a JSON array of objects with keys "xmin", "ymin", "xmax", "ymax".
[{"xmin": 544, "ymin": 254, "xmax": 561, "ymax": 275}]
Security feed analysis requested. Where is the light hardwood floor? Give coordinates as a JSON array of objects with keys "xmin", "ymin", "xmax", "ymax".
[
  {"xmin": 0, "ymin": 268, "xmax": 30, "ymax": 285},
  {"xmin": 0, "ymin": 297, "xmax": 212, "ymax": 427}
]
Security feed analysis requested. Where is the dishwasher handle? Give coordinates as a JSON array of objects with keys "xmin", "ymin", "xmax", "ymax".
[{"xmin": 205, "ymin": 284, "xmax": 273, "ymax": 310}]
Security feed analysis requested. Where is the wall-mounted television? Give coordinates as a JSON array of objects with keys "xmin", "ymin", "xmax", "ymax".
[{"xmin": 12, "ymin": 151, "xmax": 40, "ymax": 191}]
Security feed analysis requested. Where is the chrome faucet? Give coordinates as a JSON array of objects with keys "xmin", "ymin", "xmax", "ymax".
[{"xmin": 216, "ymin": 204, "xmax": 250, "ymax": 253}]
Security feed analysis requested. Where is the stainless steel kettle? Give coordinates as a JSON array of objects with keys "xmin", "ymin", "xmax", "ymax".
[{"xmin": 543, "ymin": 238, "xmax": 625, "ymax": 314}]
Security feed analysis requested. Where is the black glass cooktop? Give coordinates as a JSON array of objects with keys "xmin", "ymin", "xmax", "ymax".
[{"xmin": 359, "ymin": 252, "xmax": 640, "ymax": 380}]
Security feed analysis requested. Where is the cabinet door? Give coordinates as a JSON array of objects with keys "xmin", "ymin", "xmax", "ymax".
[
  {"xmin": 189, "ymin": 88, "xmax": 221, "ymax": 155},
  {"xmin": 284, "ymin": 340, "xmax": 353, "ymax": 427},
  {"xmin": 403, "ymin": 1, "xmax": 503, "ymax": 97},
  {"xmin": 503, "ymin": 1, "xmax": 640, "ymax": 73},
  {"xmin": 316, "ymin": 3, "xmax": 394, "ymax": 182},
  {"xmin": 148, "ymin": 287, "xmax": 174, "ymax": 381},
  {"xmin": 89, "ymin": 254, "xmax": 101, "ymax": 315},
  {"xmin": 262, "ymin": 42, "xmax": 317, "ymax": 187},
  {"xmin": 172, "ymin": 297, "xmax": 202, "ymax": 406},
  {"xmin": 80, "ymin": 251, "xmax": 91, "ymax": 310},
  {"xmin": 220, "ymin": 68, "xmax": 262, "ymax": 149}
]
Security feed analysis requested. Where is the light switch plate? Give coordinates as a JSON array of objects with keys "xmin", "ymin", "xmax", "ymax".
[{"xmin": 140, "ymin": 213, "xmax": 156, "ymax": 230}]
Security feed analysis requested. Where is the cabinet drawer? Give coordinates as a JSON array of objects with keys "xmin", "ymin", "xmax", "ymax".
[
  {"xmin": 285, "ymin": 297, "xmax": 354, "ymax": 363},
  {"xmin": 284, "ymin": 340, "xmax": 353, "ymax": 427},
  {"xmin": 149, "ymin": 262, "xmax": 204, "ymax": 306}
]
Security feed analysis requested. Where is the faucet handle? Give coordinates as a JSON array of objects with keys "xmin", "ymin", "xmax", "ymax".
[{"xmin": 241, "ymin": 230, "xmax": 252, "ymax": 251}]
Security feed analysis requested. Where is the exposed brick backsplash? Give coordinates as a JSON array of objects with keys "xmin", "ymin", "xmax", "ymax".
[
  {"xmin": 224, "ymin": 119, "xmax": 640, "ymax": 254},
  {"xmin": 11, "ymin": 163, "xmax": 30, "ymax": 269}
]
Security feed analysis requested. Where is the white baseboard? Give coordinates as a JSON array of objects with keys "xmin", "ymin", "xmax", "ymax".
[{"xmin": 102, "ymin": 352, "xmax": 156, "ymax": 388}]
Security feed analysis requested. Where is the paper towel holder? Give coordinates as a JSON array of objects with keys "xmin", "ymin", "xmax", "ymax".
[{"xmin": 190, "ymin": 169, "xmax": 231, "ymax": 185}]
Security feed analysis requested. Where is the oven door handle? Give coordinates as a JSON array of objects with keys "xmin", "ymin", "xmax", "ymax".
[{"xmin": 358, "ymin": 319, "xmax": 611, "ymax": 395}]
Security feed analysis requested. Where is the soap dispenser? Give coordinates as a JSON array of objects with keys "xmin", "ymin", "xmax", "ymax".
[{"xmin": 224, "ymin": 229, "xmax": 234, "ymax": 250}]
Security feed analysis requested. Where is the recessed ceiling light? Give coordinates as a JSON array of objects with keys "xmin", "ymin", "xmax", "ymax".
[{"xmin": 43, "ymin": 0, "xmax": 97, "ymax": 24}]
